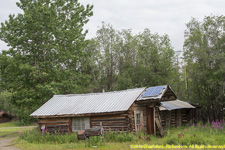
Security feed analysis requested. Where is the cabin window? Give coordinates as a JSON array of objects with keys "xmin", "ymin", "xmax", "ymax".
[
  {"xmin": 136, "ymin": 113, "xmax": 141, "ymax": 125},
  {"xmin": 134, "ymin": 111, "xmax": 143, "ymax": 132},
  {"xmin": 72, "ymin": 117, "xmax": 90, "ymax": 132}
]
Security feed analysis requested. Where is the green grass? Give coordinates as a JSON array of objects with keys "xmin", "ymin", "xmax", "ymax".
[
  {"xmin": 0, "ymin": 127, "xmax": 31, "ymax": 139},
  {"xmin": 0, "ymin": 121, "xmax": 34, "ymax": 128},
  {"xmin": 0, "ymin": 121, "xmax": 20, "ymax": 128},
  {"xmin": 164, "ymin": 124, "xmax": 225, "ymax": 145},
  {"xmin": 16, "ymin": 139, "xmax": 133, "ymax": 150},
  {"xmin": 0, "ymin": 121, "xmax": 35, "ymax": 139},
  {"xmin": 14, "ymin": 123, "xmax": 225, "ymax": 150}
]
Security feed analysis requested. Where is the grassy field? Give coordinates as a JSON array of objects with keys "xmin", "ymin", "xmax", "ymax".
[
  {"xmin": 14, "ymin": 121, "xmax": 225, "ymax": 150},
  {"xmin": 0, "ymin": 121, "xmax": 20, "ymax": 128},
  {"xmin": 0, "ymin": 120, "xmax": 223, "ymax": 149},
  {"xmin": 0, "ymin": 121, "xmax": 35, "ymax": 139}
]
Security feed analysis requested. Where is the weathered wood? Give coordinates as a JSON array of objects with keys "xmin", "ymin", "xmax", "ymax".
[
  {"xmin": 69, "ymin": 118, "xmax": 72, "ymax": 132},
  {"xmin": 85, "ymin": 127, "xmax": 103, "ymax": 137},
  {"xmin": 146, "ymin": 107, "xmax": 154, "ymax": 134},
  {"xmin": 34, "ymin": 111, "xmax": 128, "ymax": 118},
  {"xmin": 155, "ymin": 117, "xmax": 164, "ymax": 137},
  {"xmin": 90, "ymin": 114, "xmax": 129, "ymax": 132},
  {"xmin": 39, "ymin": 121, "xmax": 68, "ymax": 124},
  {"xmin": 38, "ymin": 123, "xmax": 69, "ymax": 126},
  {"xmin": 38, "ymin": 118, "xmax": 69, "ymax": 122},
  {"xmin": 91, "ymin": 118, "xmax": 127, "ymax": 122},
  {"xmin": 38, "ymin": 118, "xmax": 70, "ymax": 134}
]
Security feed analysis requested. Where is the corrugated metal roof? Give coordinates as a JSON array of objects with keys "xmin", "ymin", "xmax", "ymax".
[
  {"xmin": 31, "ymin": 87, "xmax": 146, "ymax": 117},
  {"xmin": 159, "ymin": 99, "xmax": 195, "ymax": 111},
  {"xmin": 136, "ymin": 85, "xmax": 167, "ymax": 101}
]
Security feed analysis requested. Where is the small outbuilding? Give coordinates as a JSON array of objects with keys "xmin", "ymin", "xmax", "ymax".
[
  {"xmin": 0, "ymin": 111, "xmax": 13, "ymax": 123},
  {"xmin": 159, "ymin": 100, "xmax": 196, "ymax": 128}
]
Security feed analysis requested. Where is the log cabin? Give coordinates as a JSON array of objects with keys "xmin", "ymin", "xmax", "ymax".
[{"xmin": 31, "ymin": 85, "xmax": 180, "ymax": 135}]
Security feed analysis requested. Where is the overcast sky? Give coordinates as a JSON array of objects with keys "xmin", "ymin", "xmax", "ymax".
[{"xmin": 1, "ymin": 0, "xmax": 225, "ymax": 52}]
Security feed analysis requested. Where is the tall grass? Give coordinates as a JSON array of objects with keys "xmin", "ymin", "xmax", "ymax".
[
  {"xmin": 165, "ymin": 120, "xmax": 225, "ymax": 145},
  {"xmin": 19, "ymin": 121, "xmax": 225, "ymax": 146},
  {"xmin": 19, "ymin": 128, "xmax": 78, "ymax": 144},
  {"xmin": 19, "ymin": 129, "xmax": 145, "ymax": 144},
  {"xmin": 104, "ymin": 131, "xmax": 137, "ymax": 142}
]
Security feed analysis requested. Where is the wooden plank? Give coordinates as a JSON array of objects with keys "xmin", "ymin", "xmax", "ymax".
[
  {"xmin": 46, "ymin": 124, "xmax": 69, "ymax": 128},
  {"xmin": 39, "ymin": 121, "xmax": 69, "ymax": 124},
  {"xmin": 38, "ymin": 122, "xmax": 68, "ymax": 126},
  {"xmin": 91, "ymin": 118, "xmax": 127, "ymax": 122},
  {"xmin": 155, "ymin": 117, "xmax": 164, "ymax": 137},
  {"xmin": 38, "ymin": 118, "xmax": 69, "ymax": 123},
  {"xmin": 91, "ymin": 115, "xmax": 128, "ymax": 120},
  {"xmin": 34, "ymin": 111, "xmax": 128, "ymax": 119},
  {"xmin": 92, "ymin": 122, "xmax": 128, "ymax": 126},
  {"xmin": 146, "ymin": 107, "xmax": 154, "ymax": 135},
  {"xmin": 69, "ymin": 118, "xmax": 72, "ymax": 132}
]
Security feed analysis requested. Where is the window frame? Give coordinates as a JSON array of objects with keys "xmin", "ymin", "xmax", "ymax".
[
  {"xmin": 72, "ymin": 117, "xmax": 90, "ymax": 132},
  {"xmin": 134, "ymin": 110, "xmax": 143, "ymax": 132}
]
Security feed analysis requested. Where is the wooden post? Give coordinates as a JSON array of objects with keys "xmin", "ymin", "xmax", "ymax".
[{"xmin": 100, "ymin": 122, "xmax": 105, "ymax": 145}]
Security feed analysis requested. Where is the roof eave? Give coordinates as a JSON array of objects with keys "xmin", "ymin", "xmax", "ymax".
[{"xmin": 31, "ymin": 110, "xmax": 129, "ymax": 118}]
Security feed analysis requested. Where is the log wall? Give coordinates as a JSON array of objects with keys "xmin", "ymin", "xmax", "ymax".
[
  {"xmin": 90, "ymin": 114, "xmax": 131, "ymax": 132},
  {"xmin": 38, "ymin": 117, "xmax": 70, "ymax": 134},
  {"xmin": 159, "ymin": 109, "xmax": 194, "ymax": 128},
  {"xmin": 128, "ymin": 103, "xmax": 148, "ymax": 132}
]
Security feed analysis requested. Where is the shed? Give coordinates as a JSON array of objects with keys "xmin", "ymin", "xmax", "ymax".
[
  {"xmin": 0, "ymin": 111, "xmax": 13, "ymax": 123},
  {"xmin": 159, "ymin": 100, "xmax": 196, "ymax": 128},
  {"xmin": 31, "ymin": 85, "xmax": 177, "ymax": 134}
]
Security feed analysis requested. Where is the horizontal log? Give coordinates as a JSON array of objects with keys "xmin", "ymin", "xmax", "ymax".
[
  {"xmin": 91, "ymin": 120, "xmax": 128, "ymax": 123},
  {"xmin": 39, "ymin": 122, "xmax": 69, "ymax": 126},
  {"xmin": 91, "ymin": 122, "xmax": 128, "ymax": 126},
  {"xmin": 92, "ymin": 126, "xmax": 128, "ymax": 128},
  {"xmin": 46, "ymin": 124, "xmax": 69, "ymax": 128},
  {"xmin": 91, "ymin": 123, "xmax": 128, "ymax": 127},
  {"xmin": 92, "ymin": 114, "xmax": 128, "ymax": 118},
  {"xmin": 39, "ymin": 121, "xmax": 69, "ymax": 124},
  {"xmin": 91, "ymin": 118, "xmax": 127, "ymax": 122},
  {"xmin": 91, "ymin": 116, "xmax": 127, "ymax": 120},
  {"xmin": 39, "ymin": 118, "xmax": 69, "ymax": 122}
]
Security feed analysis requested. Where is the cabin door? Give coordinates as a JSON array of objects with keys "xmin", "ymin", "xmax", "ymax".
[{"xmin": 146, "ymin": 107, "xmax": 154, "ymax": 134}]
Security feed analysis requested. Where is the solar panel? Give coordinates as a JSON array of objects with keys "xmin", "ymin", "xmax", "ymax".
[
  {"xmin": 142, "ymin": 87, "xmax": 155, "ymax": 97},
  {"xmin": 142, "ymin": 86, "xmax": 165, "ymax": 97}
]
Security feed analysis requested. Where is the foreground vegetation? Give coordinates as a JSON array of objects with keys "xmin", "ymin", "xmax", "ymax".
[{"xmin": 15, "ymin": 121, "xmax": 225, "ymax": 149}]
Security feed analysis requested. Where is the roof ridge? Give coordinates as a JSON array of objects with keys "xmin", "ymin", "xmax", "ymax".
[{"xmin": 54, "ymin": 87, "xmax": 146, "ymax": 97}]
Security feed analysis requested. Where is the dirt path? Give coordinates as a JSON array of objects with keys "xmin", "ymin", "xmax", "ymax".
[
  {"xmin": 0, "ymin": 137, "xmax": 20, "ymax": 150},
  {"xmin": 0, "ymin": 126, "xmax": 37, "ymax": 150}
]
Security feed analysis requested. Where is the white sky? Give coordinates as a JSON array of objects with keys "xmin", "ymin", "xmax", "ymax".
[{"xmin": 1, "ymin": 0, "xmax": 225, "ymax": 52}]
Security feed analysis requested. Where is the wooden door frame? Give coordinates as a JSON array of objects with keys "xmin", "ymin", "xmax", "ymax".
[{"xmin": 146, "ymin": 107, "xmax": 155, "ymax": 135}]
